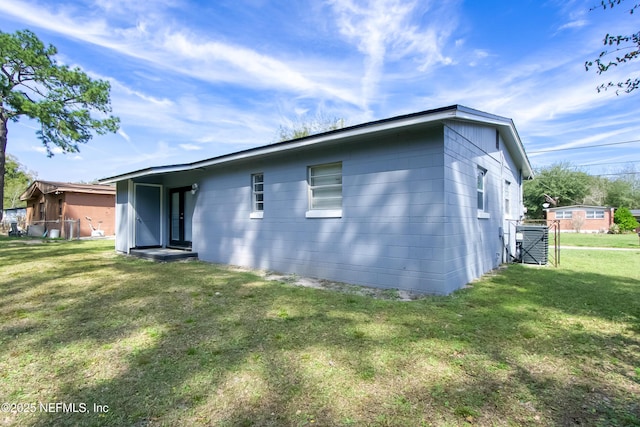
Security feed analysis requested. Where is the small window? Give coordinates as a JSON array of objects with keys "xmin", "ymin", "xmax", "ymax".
[
  {"xmin": 556, "ymin": 211, "xmax": 573, "ymax": 219},
  {"xmin": 250, "ymin": 173, "xmax": 264, "ymax": 219},
  {"xmin": 58, "ymin": 199, "xmax": 63, "ymax": 216},
  {"xmin": 477, "ymin": 167, "xmax": 486, "ymax": 211},
  {"xmin": 504, "ymin": 181, "xmax": 511, "ymax": 214},
  {"xmin": 308, "ymin": 162, "xmax": 342, "ymax": 215},
  {"xmin": 586, "ymin": 210, "xmax": 604, "ymax": 219},
  {"xmin": 39, "ymin": 202, "xmax": 45, "ymax": 220},
  {"xmin": 252, "ymin": 173, "xmax": 264, "ymax": 212}
]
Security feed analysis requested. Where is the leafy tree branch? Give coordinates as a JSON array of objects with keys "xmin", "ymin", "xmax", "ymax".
[
  {"xmin": 585, "ymin": 0, "xmax": 640, "ymax": 94},
  {"xmin": 0, "ymin": 28, "xmax": 120, "ymax": 221}
]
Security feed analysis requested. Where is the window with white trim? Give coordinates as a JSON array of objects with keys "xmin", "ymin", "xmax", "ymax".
[
  {"xmin": 477, "ymin": 167, "xmax": 486, "ymax": 211},
  {"xmin": 252, "ymin": 173, "xmax": 264, "ymax": 213},
  {"xmin": 308, "ymin": 162, "xmax": 342, "ymax": 211},
  {"xmin": 586, "ymin": 209, "xmax": 604, "ymax": 219},
  {"xmin": 504, "ymin": 180, "xmax": 511, "ymax": 215},
  {"xmin": 556, "ymin": 211, "xmax": 573, "ymax": 219}
]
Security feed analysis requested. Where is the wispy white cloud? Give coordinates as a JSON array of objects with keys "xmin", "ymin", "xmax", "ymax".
[
  {"xmin": 558, "ymin": 19, "xmax": 587, "ymax": 31},
  {"xmin": 468, "ymin": 49, "xmax": 490, "ymax": 67},
  {"xmin": 93, "ymin": 0, "xmax": 180, "ymax": 14},
  {"xmin": 2, "ymin": 0, "xmax": 638, "ymax": 183},
  {"xmin": 0, "ymin": 0, "xmax": 361, "ymax": 106},
  {"xmin": 167, "ymin": 33, "xmax": 309, "ymax": 85},
  {"xmin": 328, "ymin": 0, "xmax": 459, "ymax": 111},
  {"xmin": 117, "ymin": 129, "xmax": 130, "ymax": 142},
  {"xmin": 179, "ymin": 143, "xmax": 202, "ymax": 151},
  {"xmin": 0, "ymin": 1, "xmax": 114, "ymax": 45},
  {"xmin": 32, "ymin": 145, "xmax": 64, "ymax": 155}
]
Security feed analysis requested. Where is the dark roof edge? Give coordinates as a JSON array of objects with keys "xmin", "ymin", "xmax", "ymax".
[
  {"xmin": 100, "ymin": 105, "xmax": 532, "ymax": 183},
  {"xmin": 19, "ymin": 180, "xmax": 115, "ymax": 201},
  {"xmin": 545, "ymin": 204, "xmax": 616, "ymax": 210}
]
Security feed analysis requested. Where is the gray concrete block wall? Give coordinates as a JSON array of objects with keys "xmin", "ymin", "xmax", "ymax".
[
  {"xmin": 114, "ymin": 119, "xmax": 527, "ymax": 294},
  {"xmin": 192, "ymin": 127, "xmax": 451, "ymax": 293},
  {"xmin": 443, "ymin": 121, "xmax": 524, "ymax": 290}
]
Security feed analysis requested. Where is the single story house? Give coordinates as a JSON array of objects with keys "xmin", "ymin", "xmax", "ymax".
[
  {"xmin": 20, "ymin": 181, "xmax": 116, "ymax": 238},
  {"xmin": 545, "ymin": 205, "xmax": 615, "ymax": 233},
  {"xmin": 101, "ymin": 105, "xmax": 533, "ymax": 295}
]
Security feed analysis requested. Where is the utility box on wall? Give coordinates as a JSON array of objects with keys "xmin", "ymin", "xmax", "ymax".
[{"xmin": 515, "ymin": 225, "xmax": 549, "ymax": 265}]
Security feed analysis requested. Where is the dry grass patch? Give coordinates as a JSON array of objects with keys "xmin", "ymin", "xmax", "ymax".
[{"xmin": 0, "ymin": 238, "xmax": 639, "ymax": 426}]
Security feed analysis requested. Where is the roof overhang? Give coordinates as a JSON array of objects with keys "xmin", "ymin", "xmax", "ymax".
[
  {"xmin": 20, "ymin": 181, "xmax": 115, "ymax": 201},
  {"xmin": 545, "ymin": 205, "xmax": 614, "ymax": 211},
  {"xmin": 100, "ymin": 105, "xmax": 534, "ymax": 184}
]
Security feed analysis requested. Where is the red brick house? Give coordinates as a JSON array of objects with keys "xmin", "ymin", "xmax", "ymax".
[
  {"xmin": 20, "ymin": 181, "xmax": 115, "ymax": 238},
  {"xmin": 545, "ymin": 205, "xmax": 615, "ymax": 233}
]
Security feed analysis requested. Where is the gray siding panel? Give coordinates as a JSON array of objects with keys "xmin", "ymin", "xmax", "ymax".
[
  {"xmin": 443, "ymin": 121, "xmax": 523, "ymax": 290},
  {"xmin": 192, "ymin": 128, "xmax": 449, "ymax": 293}
]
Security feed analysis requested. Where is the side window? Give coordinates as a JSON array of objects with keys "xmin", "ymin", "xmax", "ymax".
[
  {"xmin": 250, "ymin": 173, "xmax": 264, "ymax": 218},
  {"xmin": 477, "ymin": 167, "xmax": 486, "ymax": 211},
  {"xmin": 307, "ymin": 162, "xmax": 342, "ymax": 218},
  {"xmin": 504, "ymin": 181, "xmax": 511, "ymax": 215},
  {"xmin": 586, "ymin": 210, "xmax": 604, "ymax": 219}
]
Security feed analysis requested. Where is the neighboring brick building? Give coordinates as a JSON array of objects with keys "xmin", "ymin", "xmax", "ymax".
[
  {"xmin": 545, "ymin": 205, "xmax": 615, "ymax": 233},
  {"xmin": 20, "ymin": 181, "xmax": 115, "ymax": 238}
]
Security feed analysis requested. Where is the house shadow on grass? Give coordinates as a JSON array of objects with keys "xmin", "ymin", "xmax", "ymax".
[{"xmin": 1, "ymin": 242, "xmax": 638, "ymax": 426}]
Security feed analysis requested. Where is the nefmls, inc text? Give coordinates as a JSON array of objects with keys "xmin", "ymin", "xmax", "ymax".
[{"xmin": 1, "ymin": 402, "xmax": 109, "ymax": 414}]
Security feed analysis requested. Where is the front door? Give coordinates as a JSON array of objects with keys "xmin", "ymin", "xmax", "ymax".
[
  {"xmin": 134, "ymin": 184, "xmax": 162, "ymax": 248},
  {"xmin": 169, "ymin": 187, "xmax": 193, "ymax": 248}
]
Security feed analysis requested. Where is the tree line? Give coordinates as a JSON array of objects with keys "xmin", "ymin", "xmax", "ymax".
[
  {"xmin": 2, "ymin": 154, "xmax": 34, "ymax": 210},
  {"xmin": 524, "ymin": 163, "xmax": 640, "ymax": 218}
]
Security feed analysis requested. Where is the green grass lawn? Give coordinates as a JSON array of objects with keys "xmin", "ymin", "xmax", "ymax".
[
  {"xmin": 554, "ymin": 232, "xmax": 640, "ymax": 248},
  {"xmin": 0, "ymin": 238, "xmax": 639, "ymax": 426}
]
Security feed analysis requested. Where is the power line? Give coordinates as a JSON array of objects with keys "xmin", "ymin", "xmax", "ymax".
[
  {"xmin": 575, "ymin": 160, "xmax": 640, "ymax": 168},
  {"xmin": 534, "ymin": 160, "xmax": 640, "ymax": 171},
  {"xmin": 528, "ymin": 138, "xmax": 640, "ymax": 154},
  {"xmin": 593, "ymin": 171, "xmax": 640, "ymax": 177},
  {"xmin": 530, "ymin": 170, "xmax": 640, "ymax": 179}
]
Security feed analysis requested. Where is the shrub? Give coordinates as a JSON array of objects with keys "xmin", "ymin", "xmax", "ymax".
[
  {"xmin": 614, "ymin": 207, "xmax": 639, "ymax": 232},
  {"xmin": 609, "ymin": 223, "xmax": 621, "ymax": 234}
]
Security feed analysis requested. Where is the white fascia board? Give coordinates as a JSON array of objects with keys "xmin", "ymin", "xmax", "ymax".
[
  {"xmin": 449, "ymin": 107, "xmax": 533, "ymax": 179},
  {"xmin": 99, "ymin": 165, "xmax": 196, "ymax": 184}
]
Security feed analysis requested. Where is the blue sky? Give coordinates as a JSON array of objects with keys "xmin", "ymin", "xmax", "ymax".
[{"xmin": 1, "ymin": 0, "xmax": 638, "ymax": 182}]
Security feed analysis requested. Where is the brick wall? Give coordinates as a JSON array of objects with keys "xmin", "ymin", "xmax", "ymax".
[
  {"xmin": 64, "ymin": 192, "xmax": 115, "ymax": 237},
  {"xmin": 547, "ymin": 208, "xmax": 613, "ymax": 232}
]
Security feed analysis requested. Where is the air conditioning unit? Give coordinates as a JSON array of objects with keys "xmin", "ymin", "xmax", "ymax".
[{"xmin": 515, "ymin": 225, "xmax": 549, "ymax": 265}]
